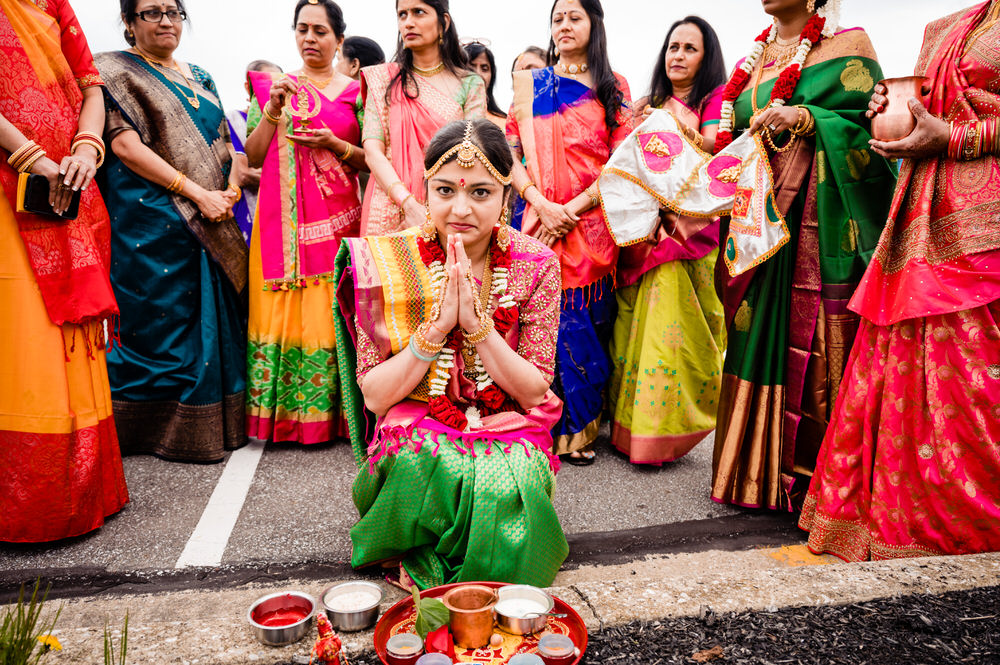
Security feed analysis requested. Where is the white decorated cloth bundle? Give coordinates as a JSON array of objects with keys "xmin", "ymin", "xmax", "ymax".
[{"xmin": 598, "ymin": 110, "xmax": 790, "ymax": 276}]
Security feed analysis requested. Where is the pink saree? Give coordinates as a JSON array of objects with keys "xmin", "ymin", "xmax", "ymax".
[
  {"xmin": 800, "ymin": 3, "xmax": 1000, "ymax": 561},
  {"xmin": 249, "ymin": 71, "xmax": 362, "ymax": 286},
  {"xmin": 359, "ymin": 64, "xmax": 486, "ymax": 236}
]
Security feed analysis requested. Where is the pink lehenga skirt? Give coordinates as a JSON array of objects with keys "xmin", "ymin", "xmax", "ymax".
[{"xmin": 799, "ymin": 302, "xmax": 1000, "ymax": 561}]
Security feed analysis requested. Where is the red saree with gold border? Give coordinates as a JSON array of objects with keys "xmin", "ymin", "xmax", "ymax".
[
  {"xmin": 800, "ymin": 2, "xmax": 1000, "ymax": 561},
  {"xmin": 0, "ymin": 0, "xmax": 127, "ymax": 543}
]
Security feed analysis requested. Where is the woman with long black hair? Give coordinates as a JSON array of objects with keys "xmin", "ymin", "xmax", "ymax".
[
  {"xmin": 360, "ymin": 0, "xmax": 486, "ymax": 236},
  {"xmin": 507, "ymin": 0, "xmax": 632, "ymax": 464},
  {"xmin": 464, "ymin": 41, "xmax": 506, "ymax": 128},
  {"xmin": 608, "ymin": 16, "xmax": 728, "ymax": 466}
]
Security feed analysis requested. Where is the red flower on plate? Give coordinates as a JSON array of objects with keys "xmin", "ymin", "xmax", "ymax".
[{"xmin": 425, "ymin": 626, "xmax": 456, "ymax": 659}]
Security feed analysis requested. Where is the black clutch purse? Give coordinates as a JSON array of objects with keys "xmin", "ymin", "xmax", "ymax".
[{"xmin": 15, "ymin": 172, "xmax": 80, "ymax": 220}]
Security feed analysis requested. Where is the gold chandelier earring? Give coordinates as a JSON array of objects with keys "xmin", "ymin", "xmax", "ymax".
[
  {"xmin": 497, "ymin": 207, "xmax": 511, "ymax": 249},
  {"xmin": 422, "ymin": 202, "xmax": 437, "ymax": 241}
]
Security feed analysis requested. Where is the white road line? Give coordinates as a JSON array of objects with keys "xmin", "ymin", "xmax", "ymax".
[{"xmin": 174, "ymin": 439, "xmax": 266, "ymax": 569}]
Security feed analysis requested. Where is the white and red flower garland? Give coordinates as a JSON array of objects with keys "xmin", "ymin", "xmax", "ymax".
[
  {"xmin": 714, "ymin": 14, "xmax": 827, "ymax": 154},
  {"xmin": 417, "ymin": 226, "xmax": 520, "ymax": 432}
]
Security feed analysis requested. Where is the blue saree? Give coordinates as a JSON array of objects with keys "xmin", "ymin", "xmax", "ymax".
[
  {"xmin": 507, "ymin": 67, "xmax": 633, "ymax": 453},
  {"xmin": 97, "ymin": 51, "xmax": 248, "ymax": 462}
]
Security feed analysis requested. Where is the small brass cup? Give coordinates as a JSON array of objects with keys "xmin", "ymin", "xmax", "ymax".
[{"xmin": 441, "ymin": 584, "xmax": 498, "ymax": 650}]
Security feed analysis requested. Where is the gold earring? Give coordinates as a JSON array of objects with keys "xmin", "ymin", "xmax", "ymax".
[
  {"xmin": 496, "ymin": 208, "xmax": 511, "ymax": 249},
  {"xmin": 806, "ymin": 0, "xmax": 816, "ymax": 12},
  {"xmin": 422, "ymin": 203, "xmax": 436, "ymax": 241}
]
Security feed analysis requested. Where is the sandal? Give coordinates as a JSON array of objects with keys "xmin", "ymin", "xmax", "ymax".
[{"xmin": 565, "ymin": 449, "xmax": 596, "ymax": 466}]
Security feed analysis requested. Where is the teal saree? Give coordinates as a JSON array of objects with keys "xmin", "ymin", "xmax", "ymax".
[{"xmin": 97, "ymin": 51, "xmax": 248, "ymax": 462}]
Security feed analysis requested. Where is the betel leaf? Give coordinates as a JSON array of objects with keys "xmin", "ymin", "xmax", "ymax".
[{"xmin": 411, "ymin": 586, "xmax": 450, "ymax": 639}]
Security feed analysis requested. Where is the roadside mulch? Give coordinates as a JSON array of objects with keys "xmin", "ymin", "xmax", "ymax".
[
  {"xmin": 581, "ymin": 586, "xmax": 1000, "ymax": 665},
  {"xmin": 286, "ymin": 586, "xmax": 1000, "ymax": 665}
]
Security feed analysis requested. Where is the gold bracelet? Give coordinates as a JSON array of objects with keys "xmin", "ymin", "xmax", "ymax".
[
  {"xmin": 7, "ymin": 140, "xmax": 38, "ymax": 168},
  {"xmin": 8, "ymin": 141, "xmax": 45, "ymax": 172},
  {"xmin": 339, "ymin": 143, "xmax": 353, "ymax": 162},
  {"xmin": 19, "ymin": 148, "xmax": 46, "ymax": 173},
  {"xmin": 387, "ymin": 180, "xmax": 408, "ymax": 204},
  {"xmin": 227, "ymin": 183, "xmax": 242, "ymax": 198},
  {"xmin": 262, "ymin": 103, "xmax": 282, "ymax": 125},
  {"xmin": 585, "ymin": 185, "xmax": 599, "ymax": 209},
  {"xmin": 518, "ymin": 181, "xmax": 535, "ymax": 199},
  {"xmin": 463, "ymin": 317, "xmax": 494, "ymax": 345},
  {"xmin": 413, "ymin": 321, "xmax": 446, "ymax": 356},
  {"xmin": 71, "ymin": 138, "xmax": 106, "ymax": 168},
  {"xmin": 167, "ymin": 171, "xmax": 187, "ymax": 194}
]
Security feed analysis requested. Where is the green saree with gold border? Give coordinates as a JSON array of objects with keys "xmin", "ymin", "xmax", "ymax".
[{"xmin": 711, "ymin": 28, "xmax": 897, "ymax": 510}]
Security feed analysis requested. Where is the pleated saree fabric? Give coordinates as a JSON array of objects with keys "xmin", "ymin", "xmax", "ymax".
[
  {"xmin": 800, "ymin": 3, "xmax": 1000, "ymax": 560},
  {"xmin": 334, "ymin": 228, "xmax": 568, "ymax": 589}
]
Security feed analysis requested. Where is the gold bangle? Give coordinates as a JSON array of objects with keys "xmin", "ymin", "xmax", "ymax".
[
  {"xmin": 167, "ymin": 171, "xmax": 187, "ymax": 194},
  {"xmin": 7, "ymin": 140, "xmax": 37, "ymax": 168},
  {"xmin": 19, "ymin": 148, "xmax": 46, "ymax": 173},
  {"xmin": 413, "ymin": 321, "xmax": 446, "ymax": 356},
  {"xmin": 339, "ymin": 143, "xmax": 353, "ymax": 162},
  {"xmin": 8, "ymin": 141, "xmax": 45, "ymax": 172},
  {"xmin": 518, "ymin": 181, "xmax": 535, "ymax": 199},
  {"xmin": 387, "ymin": 180, "xmax": 406, "ymax": 202},
  {"xmin": 227, "ymin": 183, "xmax": 242, "ymax": 198},
  {"xmin": 73, "ymin": 131, "xmax": 105, "ymax": 152},
  {"xmin": 262, "ymin": 103, "xmax": 282, "ymax": 125},
  {"xmin": 71, "ymin": 138, "xmax": 106, "ymax": 168},
  {"xmin": 463, "ymin": 317, "xmax": 494, "ymax": 345},
  {"xmin": 585, "ymin": 185, "xmax": 599, "ymax": 209}
]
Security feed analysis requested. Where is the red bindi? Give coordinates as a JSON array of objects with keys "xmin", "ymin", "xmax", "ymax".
[{"xmin": 459, "ymin": 178, "xmax": 466, "ymax": 188}]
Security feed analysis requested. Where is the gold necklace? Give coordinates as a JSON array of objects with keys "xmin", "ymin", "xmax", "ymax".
[
  {"xmin": 302, "ymin": 73, "xmax": 334, "ymax": 89},
  {"xmin": 134, "ymin": 48, "xmax": 200, "ymax": 110},
  {"xmin": 413, "ymin": 61, "xmax": 445, "ymax": 77},
  {"xmin": 762, "ymin": 41, "xmax": 796, "ymax": 70}
]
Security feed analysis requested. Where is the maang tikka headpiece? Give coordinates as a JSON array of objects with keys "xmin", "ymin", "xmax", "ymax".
[{"xmin": 424, "ymin": 121, "xmax": 512, "ymax": 186}]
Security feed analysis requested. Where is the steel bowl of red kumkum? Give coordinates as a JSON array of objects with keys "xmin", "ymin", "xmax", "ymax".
[
  {"xmin": 494, "ymin": 585, "xmax": 554, "ymax": 636},
  {"xmin": 321, "ymin": 581, "xmax": 383, "ymax": 632},
  {"xmin": 248, "ymin": 591, "xmax": 316, "ymax": 646}
]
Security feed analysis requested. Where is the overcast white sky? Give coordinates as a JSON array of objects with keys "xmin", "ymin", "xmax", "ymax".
[{"xmin": 71, "ymin": 1, "xmax": 974, "ymax": 113}]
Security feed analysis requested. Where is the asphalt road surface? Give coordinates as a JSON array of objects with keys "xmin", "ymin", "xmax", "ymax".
[{"xmin": 1, "ymin": 426, "xmax": 803, "ymax": 594}]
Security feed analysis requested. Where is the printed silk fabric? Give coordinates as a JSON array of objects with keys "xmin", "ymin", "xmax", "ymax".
[
  {"xmin": 0, "ymin": 0, "xmax": 117, "ymax": 325},
  {"xmin": 851, "ymin": 1, "xmax": 1000, "ymax": 325}
]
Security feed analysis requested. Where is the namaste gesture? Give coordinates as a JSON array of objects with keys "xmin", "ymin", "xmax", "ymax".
[{"xmin": 433, "ymin": 233, "xmax": 487, "ymax": 335}]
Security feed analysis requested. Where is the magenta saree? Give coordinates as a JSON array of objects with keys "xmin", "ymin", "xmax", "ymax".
[
  {"xmin": 800, "ymin": 3, "xmax": 1000, "ymax": 560},
  {"xmin": 245, "ymin": 73, "xmax": 363, "ymax": 445}
]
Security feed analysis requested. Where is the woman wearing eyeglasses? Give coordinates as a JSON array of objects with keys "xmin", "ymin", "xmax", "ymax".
[
  {"xmin": 0, "ymin": 0, "xmax": 128, "ymax": 543},
  {"xmin": 360, "ymin": 0, "xmax": 487, "ymax": 236},
  {"xmin": 95, "ymin": 0, "xmax": 249, "ymax": 462}
]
